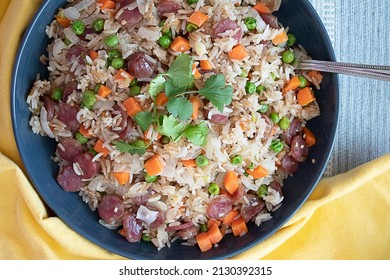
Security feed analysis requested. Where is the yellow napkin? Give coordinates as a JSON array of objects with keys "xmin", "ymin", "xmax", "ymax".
[{"xmin": 1, "ymin": 0, "xmax": 390, "ymax": 260}]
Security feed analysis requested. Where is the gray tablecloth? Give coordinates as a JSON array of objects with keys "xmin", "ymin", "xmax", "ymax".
[{"xmin": 309, "ymin": 0, "xmax": 390, "ymax": 176}]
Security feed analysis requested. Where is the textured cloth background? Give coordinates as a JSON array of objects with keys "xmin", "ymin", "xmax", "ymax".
[{"xmin": 310, "ymin": 0, "xmax": 390, "ymax": 176}]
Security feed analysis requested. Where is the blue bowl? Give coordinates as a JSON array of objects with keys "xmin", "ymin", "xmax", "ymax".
[{"xmin": 11, "ymin": 0, "xmax": 338, "ymax": 259}]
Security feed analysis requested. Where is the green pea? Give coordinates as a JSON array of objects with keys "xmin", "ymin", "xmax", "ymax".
[
  {"xmin": 270, "ymin": 139, "xmax": 284, "ymax": 153},
  {"xmin": 72, "ymin": 20, "xmax": 85, "ymax": 35},
  {"xmin": 158, "ymin": 35, "xmax": 172, "ymax": 49},
  {"xmin": 111, "ymin": 57, "xmax": 124, "ymax": 69},
  {"xmin": 282, "ymin": 50, "xmax": 295, "ymax": 64},
  {"xmin": 186, "ymin": 22, "xmax": 198, "ymax": 33},
  {"xmin": 286, "ymin": 33, "xmax": 296, "ymax": 47},
  {"xmin": 245, "ymin": 81, "xmax": 256, "ymax": 94},
  {"xmin": 88, "ymin": 148, "xmax": 98, "ymax": 156},
  {"xmin": 107, "ymin": 49, "xmax": 121, "ymax": 60},
  {"xmin": 51, "ymin": 88, "xmax": 63, "ymax": 101},
  {"xmin": 239, "ymin": 69, "xmax": 248, "ymax": 77},
  {"xmin": 187, "ymin": 0, "xmax": 199, "ymax": 4},
  {"xmin": 256, "ymin": 85, "xmax": 266, "ymax": 93},
  {"xmin": 145, "ymin": 174, "xmax": 158, "ymax": 183},
  {"xmin": 132, "ymin": 139, "xmax": 146, "ymax": 147},
  {"xmin": 161, "ymin": 135, "xmax": 170, "ymax": 144},
  {"xmin": 244, "ymin": 17, "xmax": 257, "ymax": 31},
  {"xmin": 104, "ymin": 34, "xmax": 119, "ymax": 48},
  {"xmin": 142, "ymin": 234, "xmax": 151, "ymax": 242},
  {"xmin": 75, "ymin": 131, "xmax": 88, "ymax": 144},
  {"xmin": 82, "ymin": 90, "xmax": 96, "ymax": 109},
  {"xmin": 230, "ymin": 155, "xmax": 243, "ymax": 165},
  {"xmin": 208, "ymin": 183, "xmax": 220, "ymax": 195},
  {"xmin": 257, "ymin": 184, "xmax": 268, "ymax": 197},
  {"xmin": 199, "ymin": 223, "xmax": 208, "ymax": 232},
  {"xmin": 129, "ymin": 85, "xmax": 141, "ymax": 96},
  {"xmin": 195, "ymin": 155, "xmax": 209, "ymax": 167},
  {"xmin": 279, "ymin": 116, "xmax": 291, "ymax": 130},
  {"xmin": 298, "ymin": 75, "xmax": 307, "ymax": 88},
  {"xmin": 270, "ymin": 112, "xmax": 280, "ymax": 123},
  {"xmin": 258, "ymin": 103, "xmax": 269, "ymax": 114},
  {"xmin": 92, "ymin": 18, "xmax": 105, "ymax": 33}
]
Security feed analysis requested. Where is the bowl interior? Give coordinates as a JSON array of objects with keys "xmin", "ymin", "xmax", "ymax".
[{"xmin": 11, "ymin": 0, "xmax": 338, "ymax": 259}]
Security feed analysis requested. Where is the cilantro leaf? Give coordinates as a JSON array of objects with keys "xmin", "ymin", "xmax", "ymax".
[
  {"xmin": 156, "ymin": 115, "xmax": 185, "ymax": 140},
  {"xmin": 198, "ymin": 74, "xmax": 233, "ymax": 112},
  {"xmin": 166, "ymin": 97, "xmax": 193, "ymax": 121},
  {"xmin": 165, "ymin": 53, "xmax": 194, "ymax": 88},
  {"xmin": 134, "ymin": 111, "xmax": 153, "ymax": 132},
  {"xmin": 164, "ymin": 78, "xmax": 186, "ymax": 98},
  {"xmin": 182, "ymin": 122, "xmax": 209, "ymax": 146},
  {"xmin": 148, "ymin": 75, "xmax": 166, "ymax": 99},
  {"xmin": 115, "ymin": 141, "xmax": 146, "ymax": 155}
]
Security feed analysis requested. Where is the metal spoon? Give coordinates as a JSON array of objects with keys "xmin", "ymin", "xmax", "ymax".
[{"xmin": 297, "ymin": 60, "xmax": 390, "ymax": 82}]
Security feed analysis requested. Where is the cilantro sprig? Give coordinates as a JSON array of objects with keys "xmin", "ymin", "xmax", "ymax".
[{"xmin": 119, "ymin": 54, "xmax": 233, "ymax": 154}]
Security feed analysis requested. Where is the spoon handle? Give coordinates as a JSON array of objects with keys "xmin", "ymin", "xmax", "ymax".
[{"xmin": 298, "ymin": 59, "xmax": 390, "ymax": 82}]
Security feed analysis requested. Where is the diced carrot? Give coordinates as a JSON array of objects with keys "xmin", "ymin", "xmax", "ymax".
[
  {"xmin": 89, "ymin": 50, "xmax": 99, "ymax": 61},
  {"xmin": 272, "ymin": 31, "xmax": 288, "ymax": 45},
  {"xmin": 196, "ymin": 232, "xmax": 213, "ymax": 252},
  {"xmin": 297, "ymin": 87, "xmax": 316, "ymax": 106},
  {"xmin": 221, "ymin": 210, "xmax": 239, "ymax": 226},
  {"xmin": 282, "ymin": 76, "xmax": 301, "ymax": 94},
  {"xmin": 303, "ymin": 127, "xmax": 316, "ymax": 147},
  {"xmin": 219, "ymin": 187, "xmax": 233, "ymax": 197},
  {"xmin": 114, "ymin": 69, "xmax": 134, "ymax": 83},
  {"xmin": 307, "ymin": 70, "xmax": 323, "ymax": 85},
  {"xmin": 94, "ymin": 139, "xmax": 110, "ymax": 157},
  {"xmin": 181, "ymin": 159, "xmax": 197, "ymax": 167},
  {"xmin": 246, "ymin": 165, "xmax": 269, "ymax": 179},
  {"xmin": 207, "ymin": 223, "xmax": 223, "ymax": 245},
  {"xmin": 123, "ymin": 97, "xmax": 142, "ymax": 117},
  {"xmin": 199, "ymin": 60, "xmax": 213, "ymax": 71},
  {"xmin": 232, "ymin": 217, "xmax": 248, "ymax": 237},
  {"xmin": 253, "ymin": 2, "xmax": 272, "ymax": 14},
  {"xmin": 98, "ymin": 84, "xmax": 112, "ymax": 98},
  {"xmin": 189, "ymin": 95, "xmax": 201, "ymax": 119},
  {"xmin": 55, "ymin": 15, "xmax": 71, "ymax": 28},
  {"xmin": 207, "ymin": 219, "xmax": 221, "ymax": 229},
  {"xmin": 193, "ymin": 67, "xmax": 202, "ymax": 79},
  {"xmin": 79, "ymin": 124, "xmax": 92, "ymax": 138},
  {"xmin": 144, "ymin": 154, "xmax": 165, "ymax": 176},
  {"xmin": 188, "ymin": 11, "xmax": 209, "ymax": 27},
  {"xmin": 118, "ymin": 228, "xmax": 125, "ymax": 237},
  {"xmin": 170, "ymin": 36, "xmax": 191, "ymax": 52},
  {"xmin": 223, "ymin": 171, "xmax": 239, "ymax": 195},
  {"xmin": 113, "ymin": 171, "xmax": 130, "ymax": 185},
  {"xmin": 228, "ymin": 44, "xmax": 248, "ymax": 61},
  {"xmin": 96, "ymin": 0, "xmax": 116, "ymax": 10},
  {"xmin": 155, "ymin": 92, "xmax": 169, "ymax": 106}
]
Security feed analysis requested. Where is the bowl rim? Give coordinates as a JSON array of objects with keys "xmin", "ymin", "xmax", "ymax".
[{"xmin": 11, "ymin": 0, "xmax": 339, "ymax": 259}]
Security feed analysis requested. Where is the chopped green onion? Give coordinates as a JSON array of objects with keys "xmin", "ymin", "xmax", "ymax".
[
  {"xmin": 72, "ymin": 20, "xmax": 85, "ymax": 35},
  {"xmin": 129, "ymin": 78, "xmax": 138, "ymax": 87},
  {"xmin": 94, "ymin": 83, "xmax": 101, "ymax": 94},
  {"xmin": 256, "ymin": 85, "xmax": 266, "ymax": 93},
  {"xmin": 142, "ymin": 234, "xmax": 151, "ymax": 242},
  {"xmin": 208, "ymin": 183, "xmax": 220, "ymax": 195},
  {"xmin": 239, "ymin": 69, "xmax": 248, "ymax": 77},
  {"xmin": 270, "ymin": 139, "xmax": 284, "ymax": 153},
  {"xmin": 230, "ymin": 155, "xmax": 243, "ymax": 165},
  {"xmin": 195, "ymin": 155, "xmax": 209, "ymax": 167},
  {"xmin": 187, "ymin": 0, "xmax": 199, "ymax": 4},
  {"xmin": 247, "ymin": 162, "xmax": 255, "ymax": 170},
  {"xmin": 88, "ymin": 148, "xmax": 98, "ymax": 156},
  {"xmin": 244, "ymin": 17, "xmax": 257, "ymax": 31},
  {"xmin": 51, "ymin": 88, "xmax": 63, "ymax": 101},
  {"xmin": 199, "ymin": 223, "xmax": 208, "ymax": 232}
]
